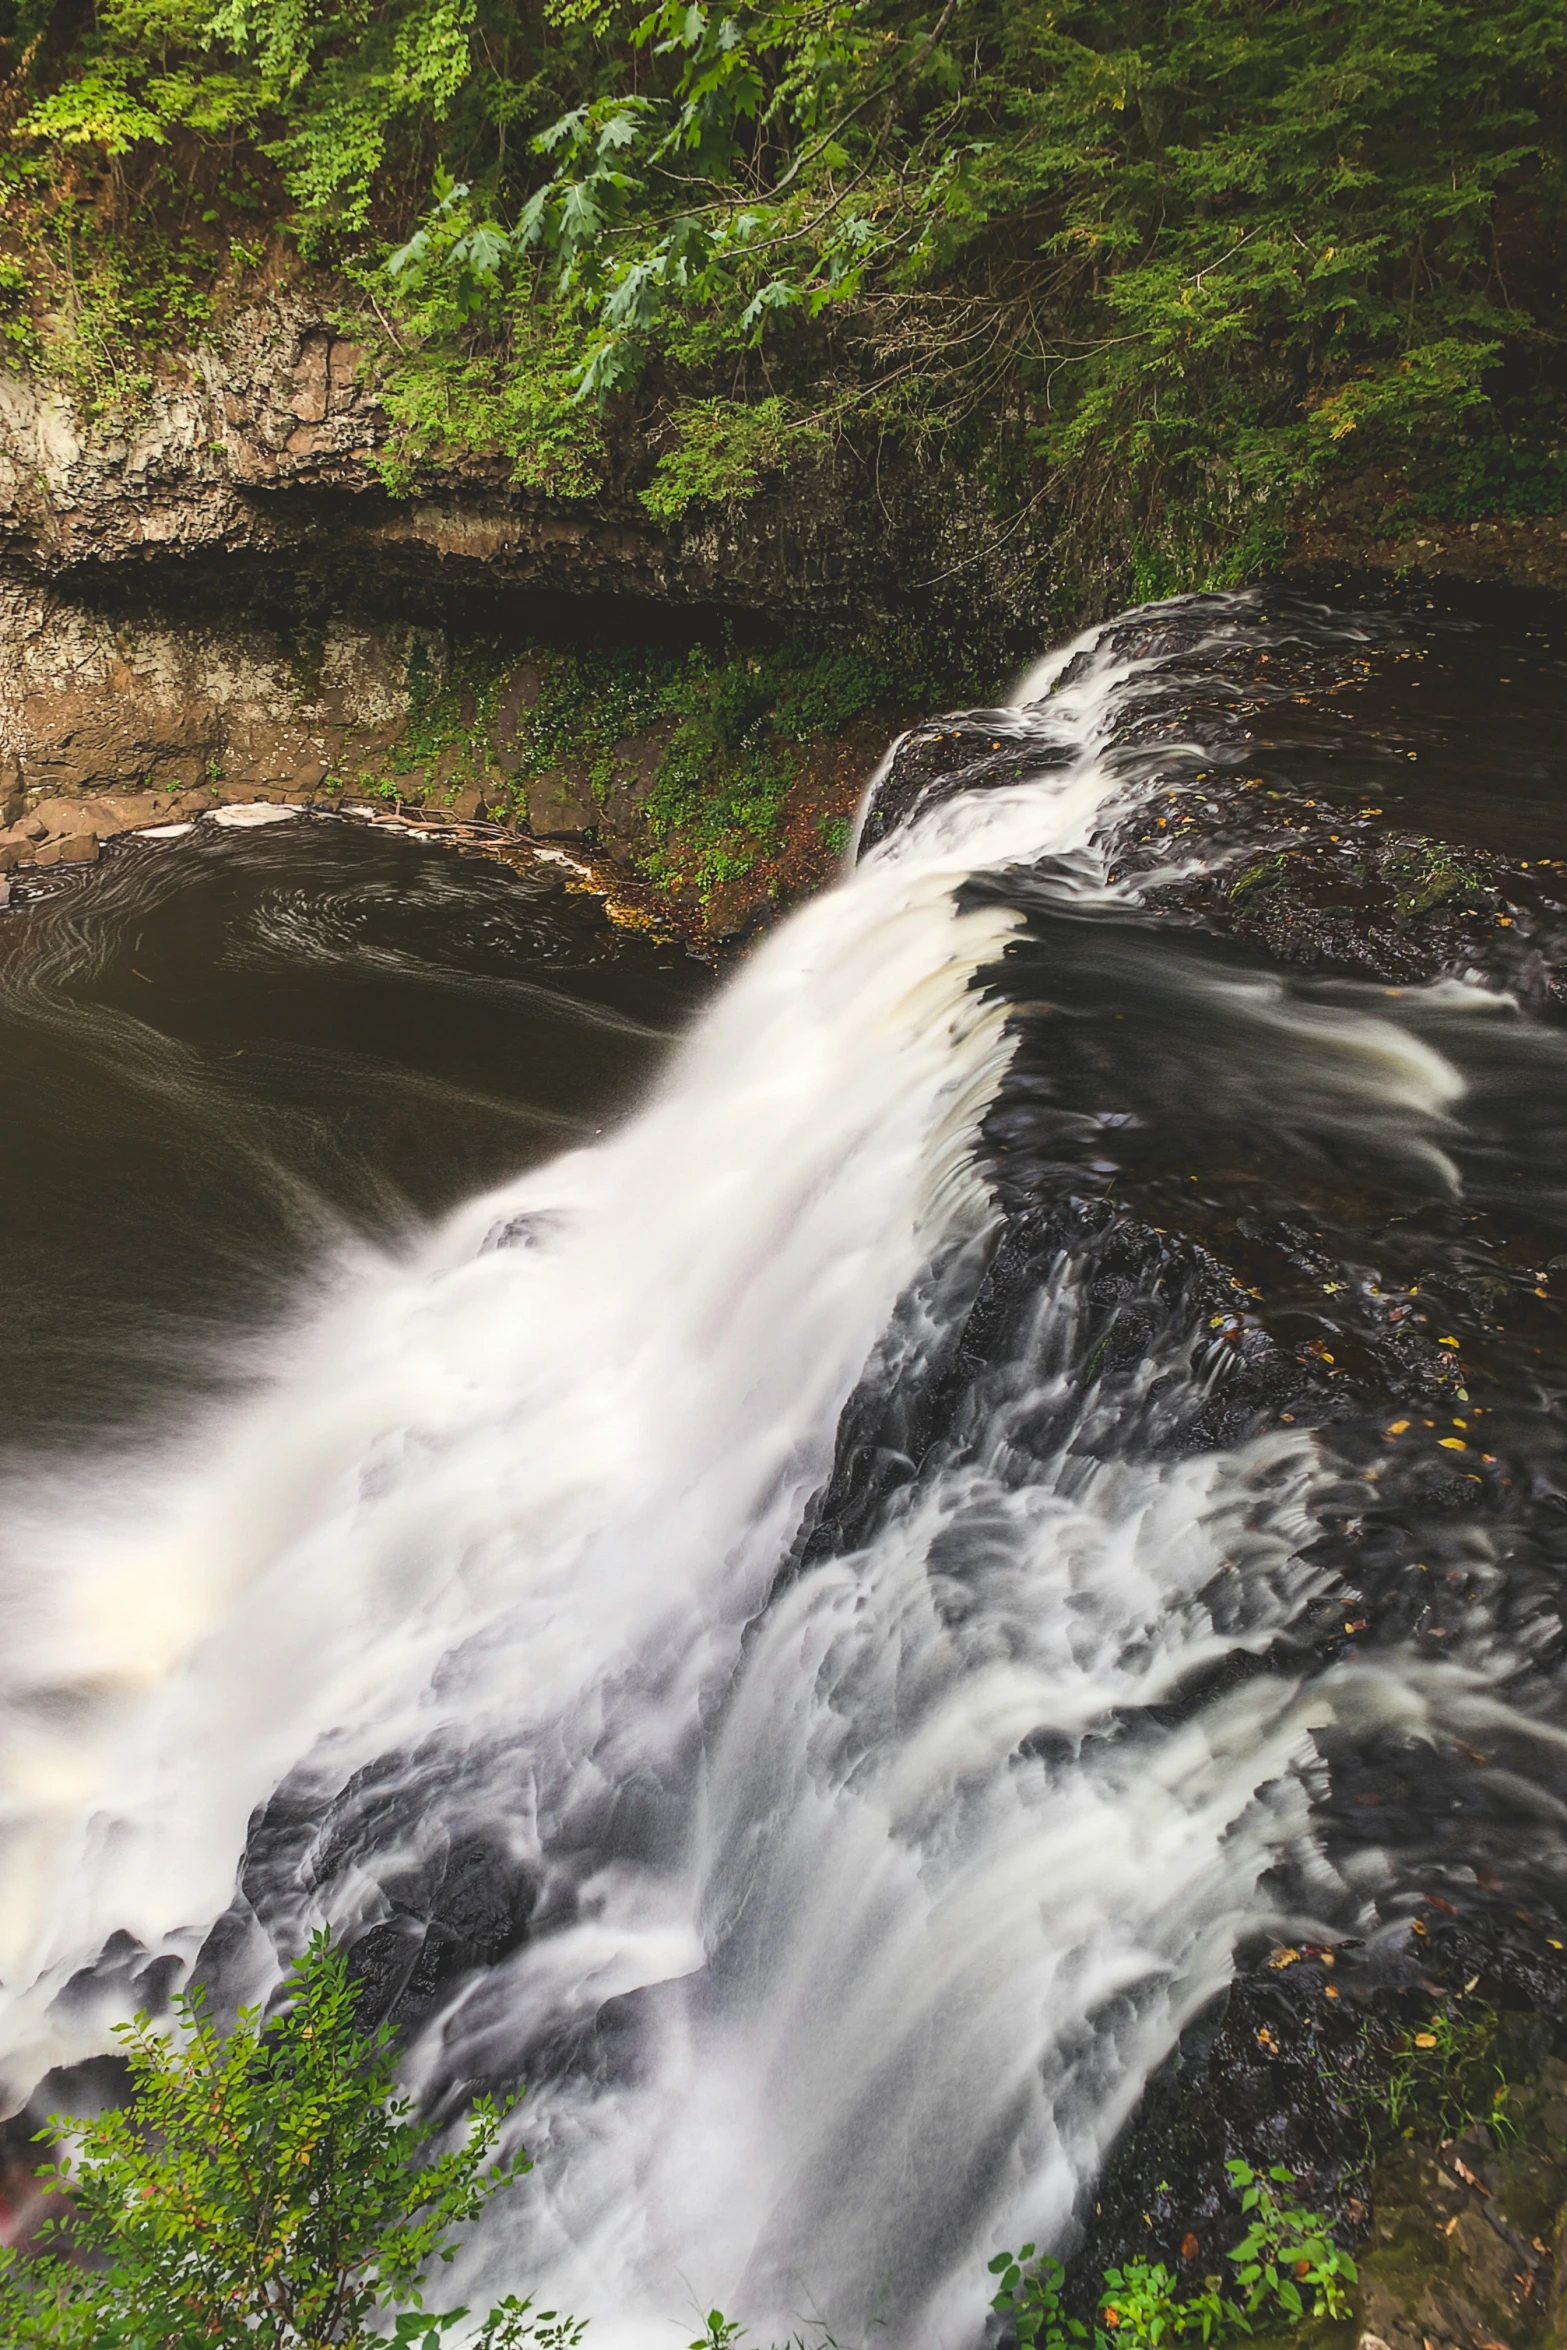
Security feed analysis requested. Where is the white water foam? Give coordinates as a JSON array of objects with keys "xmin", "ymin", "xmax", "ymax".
[
  {"xmin": 209, "ymin": 803, "xmax": 304, "ymax": 829},
  {"xmin": 0, "ymin": 604, "xmax": 1537, "ymax": 2343}
]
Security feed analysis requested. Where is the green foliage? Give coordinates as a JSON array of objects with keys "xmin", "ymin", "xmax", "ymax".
[
  {"xmin": 12, "ymin": 0, "xmax": 1567, "ymax": 576},
  {"xmin": 492, "ymin": 623, "xmax": 978, "ymax": 893},
  {"xmin": 20, "ymin": 61, "xmax": 173, "ymax": 152},
  {"xmin": 1338, "ymin": 1995, "xmax": 1519, "ymax": 2154},
  {"xmin": 0, "ymin": 254, "xmax": 35, "ymax": 355},
  {"xmin": 1224, "ymin": 2161, "xmax": 1357, "ymax": 2325},
  {"xmin": 360, "ymin": 195, "xmax": 606, "ymax": 496},
  {"xmin": 18, "ymin": 0, "xmax": 260, "ymax": 155},
  {"xmin": 1383, "ymin": 841, "xmax": 1490, "ymax": 923},
  {"xmin": 988, "ymin": 2249, "xmax": 1242, "ymax": 2350},
  {"xmin": 988, "ymin": 2247, "xmax": 1080, "ymax": 2350},
  {"xmin": 354, "ymin": 0, "xmax": 1567, "ymax": 571},
  {"xmin": 228, "ymin": 0, "xmax": 479, "ymax": 247},
  {"xmin": 641, "ymin": 396, "xmax": 827, "ymax": 524},
  {"xmin": 0, "ymin": 1931, "xmax": 578, "ymax": 2350},
  {"xmin": 395, "ymin": 632, "xmax": 515, "ymax": 797},
  {"xmin": 690, "ymin": 2316, "xmax": 747, "ymax": 2350},
  {"xmin": 990, "ymin": 2166, "xmax": 1355, "ymax": 2350},
  {"xmin": 24, "ymin": 207, "xmax": 221, "ymax": 416}
]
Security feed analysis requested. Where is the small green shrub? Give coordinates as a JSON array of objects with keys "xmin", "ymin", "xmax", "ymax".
[
  {"xmin": 369, "ymin": 336, "xmax": 606, "ymax": 502},
  {"xmin": 991, "ymin": 2163, "xmax": 1356, "ymax": 2350},
  {"xmin": 0, "ymin": 254, "xmax": 36, "ymax": 355},
  {"xmin": 0, "ymin": 1931, "xmax": 579, "ymax": 2350},
  {"xmin": 1225, "ymin": 2160, "xmax": 1357, "ymax": 2324}
]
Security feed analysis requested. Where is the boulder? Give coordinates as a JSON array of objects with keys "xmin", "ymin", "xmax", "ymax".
[
  {"xmin": 525, "ymin": 769, "xmax": 596, "ymax": 837},
  {"xmin": 30, "ymin": 795, "xmax": 148, "ymax": 839},
  {"xmin": 33, "ymin": 832, "xmax": 98, "ymax": 866}
]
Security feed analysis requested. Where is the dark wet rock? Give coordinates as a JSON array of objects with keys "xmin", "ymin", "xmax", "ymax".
[{"xmin": 856, "ymin": 712, "xmax": 1071, "ymax": 854}]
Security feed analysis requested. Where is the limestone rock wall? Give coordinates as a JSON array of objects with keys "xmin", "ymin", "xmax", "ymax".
[{"xmin": 0, "ymin": 582, "xmax": 411, "ymax": 799}]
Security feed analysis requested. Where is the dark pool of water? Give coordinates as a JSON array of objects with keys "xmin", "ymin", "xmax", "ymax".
[{"xmin": 0, "ymin": 819, "xmax": 711, "ymax": 1457}]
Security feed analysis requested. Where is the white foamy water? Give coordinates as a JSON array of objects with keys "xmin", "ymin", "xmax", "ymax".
[{"xmin": 0, "ymin": 603, "xmax": 1535, "ymax": 2344}]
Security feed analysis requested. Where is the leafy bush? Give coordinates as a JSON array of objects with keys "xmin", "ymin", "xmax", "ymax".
[
  {"xmin": 0, "ymin": 1932, "xmax": 579, "ymax": 2350},
  {"xmin": 0, "ymin": 253, "xmax": 34, "ymax": 354},
  {"xmin": 990, "ymin": 2162, "xmax": 1356, "ymax": 2350},
  {"xmin": 1225, "ymin": 2160, "xmax": 1357, "ymax": 2325}
]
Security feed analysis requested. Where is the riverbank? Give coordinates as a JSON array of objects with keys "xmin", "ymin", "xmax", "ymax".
[{"xmin": 0, "ymin": 572, "xmax": 970, "ymax": 941}]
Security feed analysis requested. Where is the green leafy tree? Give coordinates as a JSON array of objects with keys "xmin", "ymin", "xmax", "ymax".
[
  {"xmin": 0, "ymin": 1931, "xmax": 582, "ymax": 2350},
  {"xmin": 12, "ymin": 0, "xmax": 1567, "ymax": 581}
]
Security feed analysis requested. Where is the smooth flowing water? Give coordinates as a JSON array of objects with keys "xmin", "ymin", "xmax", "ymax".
[{"xmin": 2, "ymin": 591, "xmax": 1566, "ymax": 2347}]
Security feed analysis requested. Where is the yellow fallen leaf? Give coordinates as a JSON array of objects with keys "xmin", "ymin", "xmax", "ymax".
[
  {"xmin": 1439, "ymin": 1438, "xmax": 1468, "ymax": 1451},
  {"xmin": 1387, "ymin": 1420, "xmax": 1410, "ymax": 1435},
  {"xmin": 1414, "ymin": 2032, "xmax": 1438, "ymax": 2048}
]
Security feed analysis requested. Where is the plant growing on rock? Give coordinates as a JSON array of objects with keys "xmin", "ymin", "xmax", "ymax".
[
  {"xmin": 991, "ymin": 2163, "xmax": 1355, "ymax": 2350},
  {"xmin": 0, "ymin": 1931, "xmax": 580, "ymax": 2350},
  {"xmin": 1223, "ymin": 2160, "xmax": 1357, "ymax": 2324}
]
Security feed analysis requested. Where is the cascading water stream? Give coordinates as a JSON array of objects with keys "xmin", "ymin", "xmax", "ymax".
[{"xmin": 3, "ymin": 592, "xmax": 1567, "ymax": 2346}]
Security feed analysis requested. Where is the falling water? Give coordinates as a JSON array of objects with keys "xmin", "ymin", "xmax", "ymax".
[{"xmin": 2, "ymin": 594, "xmax": 1566, "ymax": 2346}]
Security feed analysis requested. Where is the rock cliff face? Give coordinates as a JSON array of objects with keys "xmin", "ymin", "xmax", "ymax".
[
  {"xmin": 0, "ymin": 297, "xmax": 1036, "ymax": 612},
  {"xmin": 0, "ymin": 298, "xmax": 1034, "ymax": 922},
  {"xmin": 7, "ymin": 297, "xmax": 1561, "ymax": 927}
]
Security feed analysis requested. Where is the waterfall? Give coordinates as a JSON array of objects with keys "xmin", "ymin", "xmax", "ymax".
[{"xmin": 0, "ymin": 597, "xmax": 1553, "ymax": 2347}]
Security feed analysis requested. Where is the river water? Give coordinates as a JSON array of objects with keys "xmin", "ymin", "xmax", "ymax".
[{"xmin": 1, "ymin": 589, "xmax": 1565, "ymax": 2346}]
